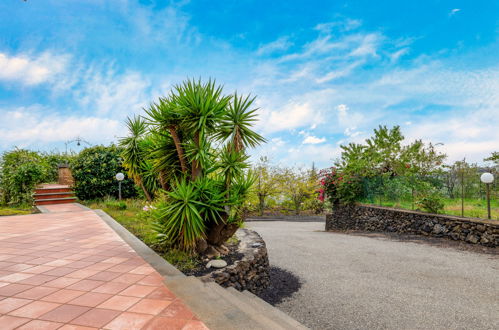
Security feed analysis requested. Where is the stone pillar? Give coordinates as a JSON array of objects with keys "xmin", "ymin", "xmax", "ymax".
[{"xmin": 58, "ymin": 164, "xmax": 74, "ymax": 186}]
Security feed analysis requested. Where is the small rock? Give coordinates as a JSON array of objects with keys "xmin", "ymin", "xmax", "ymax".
[
  {"xmin": 251, "ymin": 243, "xmax": 262, "ymax": 248},
  {"xmin": 206, "ymin": 259, "xmax": 227, "ymax": 269},
  {"xmin": 466, "ymin": 233, "xmax": 479, "ymax": 244},
  {"xmin": 204, "ymin": 246, "xmax": 220, "ymax": 258}
]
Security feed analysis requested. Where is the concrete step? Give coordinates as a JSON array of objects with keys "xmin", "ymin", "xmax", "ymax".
[
  {"xmin": 165, "ymin": 276, "xmax": 295, "ymax": 329},
  {"xmin": 206, "ymin": 283, "xmax": 289, "ymax": 330},
  {"xmin": 34, "ymin": 192, "xmax": 75, "ymax": 200},
  {"xmin": 35, "ymin": 197, "xmax": 77, "ymax": 205},
  {"xmin": 237, "ymin": 289, "xmax": 309, "ymax": 330}
]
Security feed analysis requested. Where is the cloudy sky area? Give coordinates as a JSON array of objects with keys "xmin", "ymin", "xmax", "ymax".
[{"xmin": 0, "ymin": 0, "xmax": 498, "ymax": 168}]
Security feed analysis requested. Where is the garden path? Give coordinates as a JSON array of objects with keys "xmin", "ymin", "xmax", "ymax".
[{"xmin": 0, "ymin": 204, "xmax": 207, "ymax": 330}]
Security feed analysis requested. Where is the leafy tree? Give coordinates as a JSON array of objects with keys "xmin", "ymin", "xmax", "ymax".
[
  {"xmin": 252, "ymin": 157, "xmax": 282, "ymax": 216},
  {"xmin": 0, "ymin": 149, "xmax": 50, "ymax": 205},
  {"xmin": 119, "ymin": 116, "xmax": 159, "ymax": 201},
  {"xmin": 71, "ymin": 145, "xmax": 137, "ymax": 200},
  {"xmin": 281, "ymin": 168, "xmax": 318, "ymax": 215},
  {"xmin": 128, "ymin": 79, "xmax": 264, "ymax": 252}
]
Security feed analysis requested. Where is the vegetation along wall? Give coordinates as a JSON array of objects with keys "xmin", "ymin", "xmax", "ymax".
[{"xmin": 326, "ymin": 204, "xmax": 498, "ymax": 247}]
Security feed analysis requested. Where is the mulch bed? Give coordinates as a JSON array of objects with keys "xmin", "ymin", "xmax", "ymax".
[{"xmin": 183, "ymin": 239, "xmax": 244, "ymax": 276}]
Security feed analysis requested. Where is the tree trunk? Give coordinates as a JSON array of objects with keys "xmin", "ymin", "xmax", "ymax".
[
  {"xmin": 158, "ymin": 171, "xmax": 169, "ymax": 190},
  {"xmin": 168, "ymin": 126, "xmax": 188, "ymax": 174},
  {"xmin": 140, "ymin": 182, "xmax": 152, "ymax": 202},
  {"xmin": 258, "ymin": 194, "xmax": 265, "ymax": 216},
  {"xmin": 191, "ymin": 132, "xmax": 202, "ymax": 180},
  {"xmin": 205, "ymin": 222, "xmax": 239, "ymax": 247}
]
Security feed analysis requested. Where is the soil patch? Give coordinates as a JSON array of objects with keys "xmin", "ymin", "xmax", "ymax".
[
  {"xmin": 256, "ymin": 266, "xmax": 302, "ymax": 305},
  {"xmin": 183, "ymin": 239, "xmax": 244, "ymax": 276}
]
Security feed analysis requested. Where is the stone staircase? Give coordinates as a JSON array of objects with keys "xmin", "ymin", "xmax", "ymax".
[
  {"xmin": 164, "ymin": 275, "xmax": 308, "ymax": 330},
  {"xmin": 34, "ymin": 184, "xmax": 77, "ymax": 205}
]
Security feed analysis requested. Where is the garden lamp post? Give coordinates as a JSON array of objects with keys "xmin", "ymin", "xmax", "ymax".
[
  {"xmin": 116, "ymin": 172, "xmax": 125, "ymax": 201},
  {"xmin": 480, "ymin": 172, "xmax": 494, "ymax": 219}
]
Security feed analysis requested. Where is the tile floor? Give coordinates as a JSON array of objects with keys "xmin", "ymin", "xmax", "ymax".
[{"xmin": 0, "ymin": 205, "xmax": 208, "ymax": 330}]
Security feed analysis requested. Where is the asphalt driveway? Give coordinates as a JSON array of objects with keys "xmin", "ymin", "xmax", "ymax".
[{"xmin": 247, "ymin": 220, "xmax": 499, "ymax": 330}]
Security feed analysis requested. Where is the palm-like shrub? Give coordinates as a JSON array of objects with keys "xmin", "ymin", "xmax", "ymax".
[{"xmin": 120, "ymin": 79, "xmax": 265, "ymax": 252}]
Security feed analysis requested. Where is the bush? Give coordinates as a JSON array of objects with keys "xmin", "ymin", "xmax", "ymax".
[
  {"xmin": 71, "ymin": 145, "xmax": 137, "ymax": 200},
  {"xmin": 0, "ymin": 149, "xmax": 52, "ymax": 205},
  {"xmin": 416, "ymin": 190, "xmax": 445, "ymax": 214},
  {"xmin": 320, "ymin": 168, "xmax": 362, "ymax": 206}
]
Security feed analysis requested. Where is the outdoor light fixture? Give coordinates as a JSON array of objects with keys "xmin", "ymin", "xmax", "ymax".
[
  {"xmin": 480, "ymin": 172, "xmax": 494, "ymax": 219},
  {"xmin": 116, "ymin": 172, "xmax": 125, "ymax": 201}
]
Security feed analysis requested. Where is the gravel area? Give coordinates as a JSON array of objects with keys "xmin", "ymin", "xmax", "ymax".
[{"xmin": 247, "ymin": 220, "xmax": 499, "ymax": 330}]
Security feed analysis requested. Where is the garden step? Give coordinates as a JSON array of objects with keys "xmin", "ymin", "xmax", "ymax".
[
  {"xmin": 35, "ymin": 197, "xmax": 77, "ymax": 205},
  {"xmin": 165, "ymin": 276, "xmax": 291, "ymax": 329},
  {"xmin": 35, "ymin": 187, "xmax": 73, "ymax": 194},
  {"xmin": 237, "ymin": 289, "xmax": 309, "ymax": 329},
  {"xmin": 165, "ymin": 276, "xmax": 260, "ymax": 329},
  {"xmin": 206, "ymin": 282, "xmax": 291, "ymax": 330},
  {"xmin": 34, "ymin": 192, "xmax": 75, "ymax": 200}
]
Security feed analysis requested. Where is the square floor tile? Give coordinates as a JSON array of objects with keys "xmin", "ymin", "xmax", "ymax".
[
  {"xmin": 67, "ymin": 279, "xmax": 105, "ymax": 291},
  {"xmin": 103, "ymin": 312, "xmax": 153, "ymax": 329},
  {"xmin": 39, "ymin": 304, "xmax": 90, "ymax": 323},
  {"xmin": 9, "ymin": 301, "xmax": 60, "ymax": 318},
  {"xmin": 97, "ymin": 295, "xmax": 141, "ymax": 311},
  {"xmin": 159, "ymin": 300, "xmax": 195, "ymax": 320},
  {"xmin": 142, "ymin": 316, "xmax": 188, "ymax": 330},
  {"xmin": 0, "ymin": 315, "xmax": 31, "ymax": 329},
  {"xmin": 119, "ymin": 284, "xmax": 156, "ymax": 298},
  {"xmin": 41, "ymin": 289, "xmax": 86, "ymax": 304},
  {"xmin": 0, "ymin": 297, "xmax": 33, "ymax": 314},
  {"xmin": 92, "ymin": 281, "xmax": 129, "ymax": 294},
  {"xmin": 15, "ymin": 286, "xmax": 58, "ymax": 299},
  {"xmin": 70, "ymin": 308, "xmax": 121, "ymax": 328},
  {"xmin": 68, "ymin": 292, "xmax": 112, "ymax": 307},
  {"xmin": 0, "ymin": 284, "xmax": 34, "ymax": 297},
  {"xmin": 16, "ymin": 319, "xmax": 63, "ymax": 330},
  {"xmin": 128, "ymin": 298, "xmax": 172, "ymax": 315}
]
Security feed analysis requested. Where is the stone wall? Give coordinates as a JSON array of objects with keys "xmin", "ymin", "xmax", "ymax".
[
  {"xmin": 200, "ymin": 228, "xmax": 270, "ymax": 294},
  {"xmin": 326, "ymin": 204, "xmax": 498, "ymax": 247}
]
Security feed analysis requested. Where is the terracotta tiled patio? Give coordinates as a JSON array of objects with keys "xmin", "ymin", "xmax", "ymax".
[{"xmin": 0, "ymin": 204, "xmax": 208, "ymax": 330}]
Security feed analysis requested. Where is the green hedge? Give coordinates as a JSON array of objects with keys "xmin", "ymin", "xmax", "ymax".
[
  {"xmin": 0, "ymin": 149, "xmax": 72, "ymax": 205},
  {"xmin": 71, "ymin": 145, "xmax": 137, "ymax": 200}
]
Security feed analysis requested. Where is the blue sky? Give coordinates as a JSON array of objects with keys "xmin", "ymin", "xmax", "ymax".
[{"xmin": 0, "ymin": 0, "xmax": 498, "ymax": 168}]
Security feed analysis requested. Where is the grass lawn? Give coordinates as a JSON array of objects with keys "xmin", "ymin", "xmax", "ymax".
[
  {"xmin": 0, "ymin": 205, "xmax": 34, "ymax": 216},
  {"xmin": 365, "ymin": 198, "xmax": 499, "ymax": 220},
  {"xmin": 83, "ymin": 198, "xmax": 200, "ymax": 272}
]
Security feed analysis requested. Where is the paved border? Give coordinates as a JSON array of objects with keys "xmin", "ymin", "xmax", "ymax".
[
  {"xmin": 93, "ymin": 209, "xmax": 185, "ymax": 279},
  {"xmin": 35, "ymin": 205, "xmax": 50, "ymax": 213}
]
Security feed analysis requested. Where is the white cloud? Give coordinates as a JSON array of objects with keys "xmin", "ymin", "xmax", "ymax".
[
  {"xmin": 77, "ymin": 69, "xmax": 152, "ymax": 116},
  {"xmin": 303, "ymin": 135, "xmax": 326, "ymax": 144},
  {"xmin": 0, "ymin": 106, "xmax": 120, "ymax": 149},
  {"xmin": 257, "ymin": 37, "xmax": 293, "ymax": 56},
  {"xmin": 449, "ymin": 8, "xmax": 461, "ymax": 16},
  {"xmin": 0, "ymin": 52, "xmax": 69, "ymax": 86}
]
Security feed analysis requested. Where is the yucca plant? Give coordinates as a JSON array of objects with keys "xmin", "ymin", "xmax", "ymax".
[{"xmin": 121, "ymin": 78, "xmax": 265, "ymax": 252}]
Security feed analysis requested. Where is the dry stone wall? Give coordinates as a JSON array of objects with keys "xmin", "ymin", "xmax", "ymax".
[
  {"xmin": 326, "ymin": 204, "xmax": 498, "ymax": 247},
  {"xmin": 200, "ymin": 228, "xmax": 270, "ymax": 294}
]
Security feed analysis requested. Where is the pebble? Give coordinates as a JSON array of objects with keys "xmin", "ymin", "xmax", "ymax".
[{"xmin": 206, "ymin": 259, "xmax": 228, "ymax": 269}]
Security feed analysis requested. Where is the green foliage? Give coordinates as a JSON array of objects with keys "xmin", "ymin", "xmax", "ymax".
[
  {"xmin": 104, "ymin": 199, "xmax": 128, "ymax": 210},
  {"xmin": 117, "ymin": 78, "xmax": 266, "ymax": 251},
  {"xmin": 416, "ymin": 190, "xmax": 445, "ymax": 214},
  {"xmin": 71, "ymin": 145, "xmax": 137, "ymax": 200},
  {"xmin": 0, "ymin": 149, "xmax": 66, "ymax": 205}
]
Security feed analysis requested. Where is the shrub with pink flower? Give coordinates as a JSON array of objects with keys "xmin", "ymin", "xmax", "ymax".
[{"xmin": 318, "ymin": 167, "xmax": 362, "ymax": 206}]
